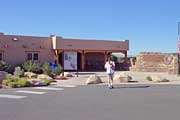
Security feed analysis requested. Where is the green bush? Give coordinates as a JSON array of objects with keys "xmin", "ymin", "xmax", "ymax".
[
  {"xmin": 42, "ymin": 79, "xmax": 51, "ymax": 85},
  {"xmin": 42, "ymin": 62, "xmax": 62, "ymax": 76},
  {"xmin": 22, "ymin": 61, "xmax": 42, "ymax": 74},
  {"xmin": 16, "ymin": 78, "xmax": 28, "ymax": 87},
  {"xmin": 0, "ymin": 61, "xmax": 11, "ymax": 72},
  {"xmin": 4, "ymin": 74, "xmax": 28, "ymax": 88},
  {"xmin": 110, "ymin": 55, "xmax": 118, "ymax": 62},
  {"xmin": 14, "ymin": 66, "xmax": 24, "ymax": 77},
  {"xmin": 42, "ymin": 62, "xmax": 51, "ymax": 76},
  {"xmin": 8, "ymin": 82, "xmax": 17, "ymax": 88},
  {"xmin": 53, "ymin": 64, "xmax": 62, "ymax": 76},
  {"xmin": 146, "ymin": 76, "xmax": 152, "ymax": 81}
]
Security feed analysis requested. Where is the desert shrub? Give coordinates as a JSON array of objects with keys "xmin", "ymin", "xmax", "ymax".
[
  {"xmin": 14, "ymin": 66, "xmax": 24, "ymax": 77},
  {"xmin": 53, "ymin": 64, "xmax": 62, "ymax": 76},
  {"xmin": 42, "ymin": 79, "xmax": 51, "ymax": 85},
  {"xmin": 22, "ymin": 61, "xmax": 42, "ymax": 74},
  {"xmin": 0, "ymin": 61, "xmax": 11, "ymax": 72},
  {"xmin": 16, "ymin": 78, "xmax": 28, "ymax": 87},
  {"xmin": 146, "ymin": 76, "xmax": 152, "ymax": 81},
  {"xmin": 42, "ymin": 62, "xmax": 51, "ymax": 76},
  {"xmin": 8, "ymin": 82, "xmax": 17, "ymax": 88},
  {"xmin": 110, "ymin": 55, "xmax": 118, "ymax": 62},
  {"xmin": 4, "ymin": 74, "xmax": 28, "ymax": 88},
  {"xmin": 42, "ymin": 62, "xmax": 62, "ymax": 76}
]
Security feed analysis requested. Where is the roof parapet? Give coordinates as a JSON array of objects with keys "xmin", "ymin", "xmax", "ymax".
[{"xmin": 0, "ymin": 32, "xmax": 4, "ymax": 36}]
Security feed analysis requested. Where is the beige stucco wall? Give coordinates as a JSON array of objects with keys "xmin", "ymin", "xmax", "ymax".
[
  {"xmin": 0, "ymin": 32, "xmax": 129, "ymax": 68},
  {"xmin": 55, "ymin": 37, "xmax": 129, "ymax": 51},
  {"xmin": 0, "ymin": 33, "xmax": 54, "ymax": 66}
]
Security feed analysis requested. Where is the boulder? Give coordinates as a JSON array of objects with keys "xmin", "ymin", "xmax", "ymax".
[
  {"xmin": 86, "ymin": 75, "xmax": 102, "ymax": 85},
  {"xmin": 0, "ymin": 71, "xmax": 7, "ymax": 85},
  {"xmin": 151, "ymin": 75, "xmax": 170, "ymax": 82},
  {"xmin": 24, "ymin": 72, "xmax": 37, "ymax": 78},
  {"xmin": 27, "ymin": 79, "xmax": 47, "ymax": 86},
  {"xmin": 0, "ymin": 71, "xmax": 7, "ymax": 80},
  {"xmin": 55, "ymin": 75, "xmax": 67, "ymax": 80},
  {"xmin": 113, "ymin": 72, "xmax": 132, "ymax": 83},
  {"xmin": 60, "ymin": 72, "xmax": 73, "ymax": 77},
  {"xmin": 64, "ymin": 72, "xmax": 73, "ymax": 77},
  {"xmin": 37, "ymin": 74, "xmax": 53, "ymax": 80}
]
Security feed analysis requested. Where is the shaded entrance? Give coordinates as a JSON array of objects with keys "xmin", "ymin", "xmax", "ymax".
[{"xmin": 85, "ymin": 52, "xmax": 105, "ymax": 71}]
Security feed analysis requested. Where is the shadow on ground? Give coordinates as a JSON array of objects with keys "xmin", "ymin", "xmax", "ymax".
[{"xmin": 113, "ymin": 85, "xmax": 150, "ymax": 89}]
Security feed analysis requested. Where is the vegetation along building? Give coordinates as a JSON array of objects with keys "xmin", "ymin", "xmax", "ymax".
[{"xmin": 0, "ymin": 32, "xmax": 129, "ymax": 71}]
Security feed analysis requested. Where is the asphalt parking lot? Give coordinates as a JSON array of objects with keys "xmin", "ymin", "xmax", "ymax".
[{"xmin": 0, "ymin": 84, "xmax": 180, "ymax": 120}]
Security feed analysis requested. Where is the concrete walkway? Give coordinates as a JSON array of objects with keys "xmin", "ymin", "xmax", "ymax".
[{"xmin": 55, "ymin": 71, "xmax": 180, "ymax": 87}]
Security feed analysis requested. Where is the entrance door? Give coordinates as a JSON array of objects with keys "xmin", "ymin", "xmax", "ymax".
[{"xmin": 85, "ymin": 52, "xmax": 105, "ymax": 71}]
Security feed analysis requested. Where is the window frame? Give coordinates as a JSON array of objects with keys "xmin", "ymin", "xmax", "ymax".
[
  {"xmin": 26, "ymin": 52, "xmax": 39, "ymax": 61},
  {"xmin": 0, "ymin": 52, "xmax": 3, "ymax": 61}
]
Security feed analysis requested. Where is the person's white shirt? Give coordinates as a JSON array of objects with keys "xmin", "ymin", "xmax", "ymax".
[{"xmin": 104, "ymin": 61, "xmax": 115, "ymax": 74}]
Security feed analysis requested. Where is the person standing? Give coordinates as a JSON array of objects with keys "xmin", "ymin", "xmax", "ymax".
[{"xmin": 104, "ymin": 57, "xmax": 115, "ymax": 89}]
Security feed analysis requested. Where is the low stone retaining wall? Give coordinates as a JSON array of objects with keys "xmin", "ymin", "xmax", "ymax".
[{"xmin": 130, "ymin": 52, "xmax": 178, "ymax": 74}]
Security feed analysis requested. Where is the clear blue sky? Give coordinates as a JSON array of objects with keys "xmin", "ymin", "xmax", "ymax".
[{"xmin": 0, "ymin": 0, "xmax": 180, "ymax": 55}]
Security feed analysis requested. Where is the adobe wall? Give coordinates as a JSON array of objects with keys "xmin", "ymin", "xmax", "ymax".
[
  {"xmin": 130, "ymin": 52, "xmax": 178, "ymax": 74},
  {"xmin": 0, "ymin": 34, "xmax": 54, "ymax": 66}
]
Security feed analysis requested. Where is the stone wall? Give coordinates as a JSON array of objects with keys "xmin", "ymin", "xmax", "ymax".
[{"xmin": 130, "ymin": 52, "xmax": 178, "ymax": 74}]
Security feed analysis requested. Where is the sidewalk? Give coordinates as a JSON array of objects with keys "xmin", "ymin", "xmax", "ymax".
[{"xmin": 55, "ymin": 71, "xmax": 180, "ymax": 87}]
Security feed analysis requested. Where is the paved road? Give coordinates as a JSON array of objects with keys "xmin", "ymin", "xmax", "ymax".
[{"xmin": 0, "ymin": 84, "xmax": 180, "ymax": 120}]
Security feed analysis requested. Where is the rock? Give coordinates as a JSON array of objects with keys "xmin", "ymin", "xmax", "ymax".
[
  {"xmin": 55, "ymin": 75, "xmax": 67, "ymax": 80},
  {"xmin": 24, "ymin": 72, "xmax": 37, "ymax": 78},
  {"xmin": 161, "ymin": 78, "xmax": 170, "ymax": 82},
  {"xmin": 151, "ymin": 75, "xmax": 170, "ymax": 82},
  {"xmin": 151, "ymin": 75, "xmax": 162, "ymax": 82},
  {"xmin": 37, "ymin": 74, "xmax": 53, "ymax": 80},
  {"xmin": 86, "ymin": 75, "xmax": 102, "ymax": 85},
  {"xmin": 0, "ymin": 71, "xmax": 7, "ymax": 84},
  {"xmin": 27, "ymin": 79, "xmax": 47, "ymax": 86},
  {"xmin": 113, "ymin": 72, "xmax": 132, "ymax": 83},
  {"xmin": 60, "ymin": 72, "xmax": 73, "ymax": 77}
]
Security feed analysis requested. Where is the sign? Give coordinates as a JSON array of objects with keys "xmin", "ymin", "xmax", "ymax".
[{"xmin": 64, "ymin": 52, "xmax": 77, "ymax": 70}]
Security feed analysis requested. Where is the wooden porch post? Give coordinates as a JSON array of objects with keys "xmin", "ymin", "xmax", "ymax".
[
  {"xmin": 54, "ymin": 49, "xmax": 60, "ymax": 63},
  {"xmin": 81, "ymin": 50, "xmax": 85, "ymax": 71},
  {"xmin": 104, "ymin": 51, "xmax": 108, "ymax": 63},
  {"xmin": 124, "ymin": 51, "xmax": 127, "ymax": 63}
]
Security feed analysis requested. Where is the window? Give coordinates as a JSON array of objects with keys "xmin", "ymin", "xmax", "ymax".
[
  {"xmin": 27, "ymin": 52, "xmax": 39, "ymax": 61},
  {"xmin": 0, "ymin": 52, "xmax": 3, "ymax": 61},
  {"xmin": 33, "ymin": 53, "xmax": 39, "ymax": 60}
]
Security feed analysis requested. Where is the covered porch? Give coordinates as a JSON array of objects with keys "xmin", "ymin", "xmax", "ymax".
[{"xmin": 53, "ymin": 49, "xmax": 128, "ymax": 71}]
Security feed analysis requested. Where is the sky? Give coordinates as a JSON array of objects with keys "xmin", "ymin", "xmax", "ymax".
[{"xmin": 0, "ymin": 0, "xmax": 180, "ymax": 55}]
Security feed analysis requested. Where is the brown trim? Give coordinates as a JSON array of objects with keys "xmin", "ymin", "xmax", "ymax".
[
  {"xmin": 58, "ymin": 49, "xmax": 127, "ymax": 53},
  {"xmin": 25, "ymin": 51, "xmax": 40, "ymax": 53}
]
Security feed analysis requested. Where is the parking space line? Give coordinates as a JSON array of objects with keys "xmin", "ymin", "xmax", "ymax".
[
  {"xmin": 0, "ymin": 94, "xmax": 27, "ymax": 99},
  {"xmin": 57, "ymin": 85, "xmax": 77, "ymax": 88},
  {"xmin": 16, "ymin": 90, "xmax": 47, "ymax": 94},
  {"xmin": 32, "ymin": 87, "xmax": 64, "ymax": 91}
]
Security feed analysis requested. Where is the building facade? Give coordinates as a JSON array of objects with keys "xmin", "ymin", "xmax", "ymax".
[{"xmin": 0, "ymin": 32, "xmax": 129, "ymax": 71}]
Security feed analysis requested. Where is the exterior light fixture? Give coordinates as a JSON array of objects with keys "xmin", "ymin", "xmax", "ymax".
[{"xmin": 13, "ymin": 37, "xmax": 18, "ymax": 41}]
